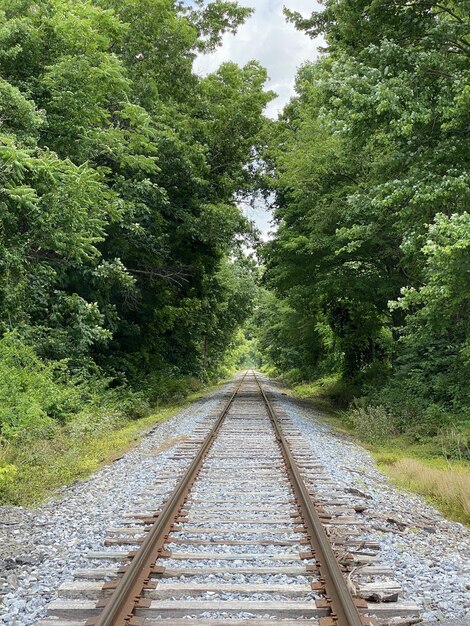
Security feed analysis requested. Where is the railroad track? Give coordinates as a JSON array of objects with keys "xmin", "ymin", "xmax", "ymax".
[{"xmin": 37, "ymin": 371, "xmax": 420, "ymax": 626}]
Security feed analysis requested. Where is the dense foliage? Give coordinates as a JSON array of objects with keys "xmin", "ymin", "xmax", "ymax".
[
  {"xmin": 259, "ymin": 0, "xmax": 470, "ymax": 447},
  {"xmin": 0, "ymin": 0, "xmax": 271, "ymax": 450}
]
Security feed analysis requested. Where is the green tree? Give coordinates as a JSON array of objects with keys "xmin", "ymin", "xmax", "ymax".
[
  {"xmin": 260, "ymin": 0, "xmax": 470, "ymax": 431},
  {"xmin": 0, "ymin": 0, "xmax": 273, "ymax": 383}
]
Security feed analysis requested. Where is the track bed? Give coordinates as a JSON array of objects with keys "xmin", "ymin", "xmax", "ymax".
[{"xmin": 37, "ymin": 372, "xmax": 420, "ymax": 626}]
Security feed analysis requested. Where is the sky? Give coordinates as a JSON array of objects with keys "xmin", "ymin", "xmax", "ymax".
[{"xmin": 193, "ymin": 0, "xmax": 324, "ymax": 238}]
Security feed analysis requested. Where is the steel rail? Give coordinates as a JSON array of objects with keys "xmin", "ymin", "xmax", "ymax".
[
  {"xmin": 87, "ymin": 372, "xmax": 248, "ymax": 626},
  {"xmin": 253, "ymin": 371, "xmax": 365, "ymax": 626}
]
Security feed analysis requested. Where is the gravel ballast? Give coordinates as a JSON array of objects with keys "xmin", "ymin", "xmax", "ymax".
[
  {"xmin": 1, "ymin": 372, "xmax": 470, "ymax": 625},
  {"xmin": 260, "ymin": 374, "xmax": 470, "ymax": 625},
  {"xmin": 0, "ymin": 380, "xmax": 237, "ymax": 625}
]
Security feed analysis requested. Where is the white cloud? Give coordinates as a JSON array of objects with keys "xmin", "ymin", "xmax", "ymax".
[
  {"xmin": 193, "ymin": 0, "xmax": 324, "ymax": 118},
  {"xmin": 191, "ymin": 1, "xmax": 324, "ymax": 238}
]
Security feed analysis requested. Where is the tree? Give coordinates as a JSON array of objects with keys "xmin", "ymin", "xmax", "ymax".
[
  {"xmin": 0, "ymin": 0, "xmax": 273, "ymax": 383},
  {"xmin": 260, "ymin": 0, "xmax": 470, "ymax": 429}
]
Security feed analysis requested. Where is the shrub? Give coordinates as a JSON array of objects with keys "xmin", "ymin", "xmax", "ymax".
[
  {"xmin": 0, "ymin": 332, "xmax": 80, "ymax": 439},
  {"xmin": 293, "ymin": 375, "xmax": 357, "ymax": 407},
  {"xmin": 66, "ymin": 409, "xmax": 124, "ymax": 440},
  {"xmin": 105, "ymin": 388, "xmax": 151, "ymax": 421},
  {"xmin": 349, "ymin": 403, "xmax": 398, "ymax": 444},
  {"xmin": 0, "ymin": 464, "xmax": 17, "ymax": 500},
  {"xmin": 437, "ymin": 424, "xmax": 470, "ymax": 461},
  {"xmin": 145, "ymin": 372, "xmax": 201, "ymax": 404},
  {"xmin": 284, "ymin": 368, "xmax": 305, "ymax": 385}
]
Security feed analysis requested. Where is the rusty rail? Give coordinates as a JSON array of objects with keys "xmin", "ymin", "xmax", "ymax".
[
  {"xmin": 87, "ymin": 370, "xmax": 365, "ymax": 626},
  {"xmin": 253, "ymin": 370, "xmax": 365, "ymax": 626},
  {"xmin": 87, "ymin": 372, "xmax": 247, "ymax": 626}
]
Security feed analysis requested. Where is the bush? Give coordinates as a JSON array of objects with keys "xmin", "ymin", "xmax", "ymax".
[
  {"xmin": 0, "ymin": 332, "xmax": 80, "ymax": 440},
  {"xmin": 292, "ymin": 374, "xmax": 357, "ymax": 407},
  {"xmin": 0, "ymin": 463, "xmax": 17, "ymax": 499},
  {"xmin": 437, "ymin": 424, "xmax": 470, "ymax": 461},
  {"xmin": 104, "ymin": 387, "xmax": 151, "ymax": 421},
  {"xmin": 284, "ymin": 368, "xmax": 306, "ymax": 385},
  {"xmin": 66, "ymin": 409, "xmax": 124, "ymax": 440},
  {"xmin": 145, "ymin": 372, "xmax": 202, "ymax": 404},
  {"xmin": 349, "ymin": 403, "xmax": 398, "ymax": 444}
]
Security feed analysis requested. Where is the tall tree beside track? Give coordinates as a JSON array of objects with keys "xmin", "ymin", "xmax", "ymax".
[
  {"xmin": 0, "ymin": 0, "xmax": 271, "ymax": 384},
  {"xmin": 260, "ymin": 0, "xmax": 470, "ymax": 435}
]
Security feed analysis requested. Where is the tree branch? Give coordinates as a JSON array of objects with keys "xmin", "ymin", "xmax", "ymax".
[{"xmin": 128, "ymin": 265, "xmax": 192, "ymax": 287}]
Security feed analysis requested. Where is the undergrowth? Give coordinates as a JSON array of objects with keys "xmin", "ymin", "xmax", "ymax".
[
  {"xmin": 0, "ymin": 332, "xmax": 226, "ymax": 505},
  {"xmin": 289, "ymin": 374, "xmax": 357, "ymax": 407},
  {"xmin": 0, "ymin": 387, "xmax": 215, "ymax": 506},
  {"xmin": 374, "ymin": 454, "xmax": 470, "ymax": 524},
  {"xmin": 283, "ymin": 374, "xmax": 470, "ymax": 526}
]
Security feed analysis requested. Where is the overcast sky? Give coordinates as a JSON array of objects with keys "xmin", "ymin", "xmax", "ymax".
[{"xmin": 193, "ymin": 0, "xmax": 324, "ymax": 238}]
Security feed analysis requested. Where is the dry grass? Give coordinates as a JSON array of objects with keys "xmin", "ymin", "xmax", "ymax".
[
  {"xmin": 384, "ymin": 457, "xmax": 470, "ymax": 524},
  {"xmin": 150, "ymin": 435, "xmax": 188, "ymax": 455}
]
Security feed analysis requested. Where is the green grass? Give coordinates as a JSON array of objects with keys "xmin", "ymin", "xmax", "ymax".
[
  {"xmin": 284, "ymin": 379, "xmax": 470, "ymax": 526},
  {"xmin": 0, "ymin": 383, "xmax": 222, "ymax": 506},
  {"xmin": 290, "ymin": 375, "xmax": 357, "ymax": 407}
]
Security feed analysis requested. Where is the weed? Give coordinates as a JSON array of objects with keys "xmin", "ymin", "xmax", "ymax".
[
  {"xmin": 383, "ymin": 457, "xmax": 470, "ymax": 524},
  {"xmin": 292, "ymin": 375, "xmax": 356, "ymax": 406},
  {"xmin": 0, "ymin": 382, "xmax": 220, "ymax": 506},
  {"xmin": 349, "ymin": 404, "xmax": 398, "ymax": 444},
  {"xmin": 438, "ymin": 425, "xmax": 470, "ymax": 461}
]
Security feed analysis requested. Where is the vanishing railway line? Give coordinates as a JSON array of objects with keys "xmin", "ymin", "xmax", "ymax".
[{"xmin": 37, "ymin": 372, "xmax": 419, "ymax": 626}]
